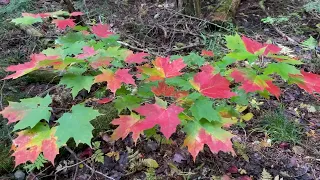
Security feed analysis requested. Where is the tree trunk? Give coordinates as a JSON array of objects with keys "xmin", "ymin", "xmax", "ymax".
[{"xmin": 177, "ymin": 0, "xmax": 241, "ymax": 21}]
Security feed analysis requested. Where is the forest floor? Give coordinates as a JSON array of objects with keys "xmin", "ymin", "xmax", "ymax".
[{"xmin": 0, "ymin": 0, "xmax": 319, "ymax": 179}]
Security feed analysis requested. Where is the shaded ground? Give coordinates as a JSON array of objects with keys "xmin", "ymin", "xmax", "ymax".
[{"xmin": 0, "ymin": 0, "xmax": 319, "ymax": 179}]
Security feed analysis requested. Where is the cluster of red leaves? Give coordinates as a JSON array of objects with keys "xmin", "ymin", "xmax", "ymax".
[{"xmin": 112, "ymin": 103, "xmax": 184, "ymax": 142}]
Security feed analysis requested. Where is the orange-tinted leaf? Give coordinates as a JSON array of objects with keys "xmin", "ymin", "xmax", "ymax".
[
  {"xmin": 140, "ymin": 57, "xmax": 186, "ymax": 81},
  {"xmin": 134, "ymin": 103, "xmax": 184, "ymax": 139},
  {"xmin": 4, "ymin": 53, "xmax": 59, "ymax": 79},
  {"xmin": 91, "ymin": 24, "xmax": 114, "ymax": 38},
  {"xmin": 90, "ymin": 57, "xmax": 111, "ymax": 69},
  {"xmin": 12, "ymin": 123, "xmax": 58, "ymax": 166},
  {"xmin": 111, "ymin": 114, "xmax": 143, "ymax": 142},
  {"xmin": 201, "ymin": 50, "xmax": 214, "ymax": 57},
  {"xmin": 52, "ymin": 18, "xmax": 75, "ymax": 30},
  {"xmin": 183, "ymin": 121, "xmax": 234, "ymax": 161},
  {"xmin": 125, "ymin": 52, "xmax": 149, "ymax": 64},
  {"xmin": 191, "ymin": 65, "xmax": 236, "ymax": 99},
  {"xmin": 151, "ymin": 81, "xmax": 188, "ymax": 99},
  {"xmin": 94, "ymin": 69, "xmax": 135, "ymax": 93}
]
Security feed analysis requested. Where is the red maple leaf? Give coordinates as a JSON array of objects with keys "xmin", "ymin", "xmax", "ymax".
[
  {"xmin": 140, "ymin": 57, "xmax": 186, "ymax": 81},
  {"xmin": 111, "ymin": 114, "xmax": 144, "ymax": 142},
  {"xmin": 94, "ymin": 69, "xmax": 135, "ymax": 93},
  {"xmin": 190, "ymin": 65, "xmax": 236, "ymax": 99},
  {"xmin": 125, "ymin": 52, "xmax": 149, "ymax": 64},
  {"xmin": 290, "ymin": 70, "xmax": 320, "ymax": 95},
  {"xmin": 231, "ymin": 69, "xmax": 281, "ymax": 98},
  {"xmin": 134, "ymin": 103, "xmax": 184, "ymax": 139},
  {"xmin": 52, "ymin": 18, "xmax": 75, "ymax": 30},
  {"xmin": 4, "ymin": 53, "xmax": 59, "ymax": 79},
  {"xmin": 201, "ymin": 50, "xmax": 214, "ymax": 57},
  {"xmin": 70, "ymin": 12, "xmax": 84, "ymax": 16},
  {"xmin": 91, "ymin": 24, "xmax": 114, "ymax": 38},
  {"xmin": 242, "ymin": 36, "xmax": 281, "ymax": 56},
  {"xmin": 151, "ymin": 81, "xmax": 188, "ymax": 99},
  {"xmin": 76, "ymin": 46, "xmax": 97, "ymax": 59}
]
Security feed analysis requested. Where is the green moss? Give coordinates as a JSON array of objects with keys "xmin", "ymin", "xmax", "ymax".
[{"xmin": 91, "ymin": 103, "xmax": 118, "ymax": 136}]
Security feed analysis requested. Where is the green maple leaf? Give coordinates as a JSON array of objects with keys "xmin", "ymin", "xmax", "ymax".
[
  {"xmin": 12, "ymin": 16, "xmax": 42, "ymax": 25},
  {"xmin": 226, "ymin": 51, "xmax": 257, "ymax": 62},
  {"xmin": 301, "ymin": 36, "xmax": 317, "ymax": 50},
  {"xmin": 62, "ymin": 41, "xmax": 87, "ymax": 56},
  {"xmin": 225, "ymin": 34, "xmax": 246, "ymax": 51},
  {"xmin": 59, "ymin": 74, "xmax": 94, "ymax": 98},
  {"xmin": 165, "ymin": 74, "xmax": 194, "ymax": 90},
  {"xmin": 0, "ymin": 95, "xmax": 52, "ymax": 131},
  {"xmin": 42, "ymin": 48, "xmax": 63, "ymax": 57},
  {"xmin": 264, "ymin": 63, "xmax": 300, "ymax": 80},
  {"xmin": 114, "ymin": 95, "xmax": 142, "ymax": 112},
  {"xmin": 55, "ymin": 104, "xmax": 101, "ymax": 146},
  {"xmin": 57, "ymin": 32, "xmax": 85, "ymax": 45},
  {"xmin": 183, "ymin": 53, "xmax": 205, "ymax": 66},
  {"xmin": 190, "ymin": 97, "xmax": 221, "ymax": 122}
]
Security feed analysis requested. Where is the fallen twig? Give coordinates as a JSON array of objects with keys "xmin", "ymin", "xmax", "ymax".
[
  {"xmin": 259, "ymin": 0, "xmax": 299, "ymax": 45},
  {"xmin": 64, "ymin": 146, "xmax": 115, "ymax": 180}
]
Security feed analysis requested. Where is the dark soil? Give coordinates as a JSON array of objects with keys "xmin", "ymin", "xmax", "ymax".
[{"xmin": 0, "ymin": 0, "xmax": 319, "ymax": 179}]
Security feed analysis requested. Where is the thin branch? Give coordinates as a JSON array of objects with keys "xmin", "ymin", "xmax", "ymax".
[{"xmin": 64, "ymin": 147, "xmax": 115, "ymax": 180}]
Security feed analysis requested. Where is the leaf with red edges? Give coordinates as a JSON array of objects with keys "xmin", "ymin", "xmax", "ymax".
[
  {"xmin": 4, "ymin": 53, "xmax": 60, "ymax": 79},
  {"xmin": 76, "ymin": 46, "xmax": 97, "ymax": 59},
  {"xmin": 0, "ymin": 95, "xmax": 52, "ymax": 131},
  {"xmin": 52, "ymin": 18, "xmax": 75, "ymax": 30},
  {"xmin": 140, "ymin": 57, "xmax": 186, "ymax": 81},
  {"xmin": 11, "ymin": 122, "xmax": 58, "ymax": 166},
  {"xmin": 133, "ymin": 103, "xmax": 184, "ymax": 139},
  {"xmin": 111, "ymin": 113, "xmax": 143, "ymax": 142},
  {"xmin": 201, "ymin": 50, "xmax": 214, "ymax": 57},
  {"xmin": 190, "ymin": 65, "xmax": 236, "ymax": 99},
  {"xmin": 290, "ymin": 70, "xmax": 320, "ymax": 95},
  {"xmin": 125, "ymin": 52, "xmax": 149, "ymax": 64},
  {"xmin": 231, "ymin": 69, "xmax": 281, "ymax": 98},
  {"xmin": 94, "ymin": 69, "xmax": 135, "ymax": 93},
  {"xmin": 183, "ymin": 121, "xmax": 234, "ymax": 161},
  {"xmin": 242, "ymin": 36, "xmax": 281, "ymax": 56},
  {"xmin": 91, "ymin": 24, "xmax": 114, "ymax": 38}
]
